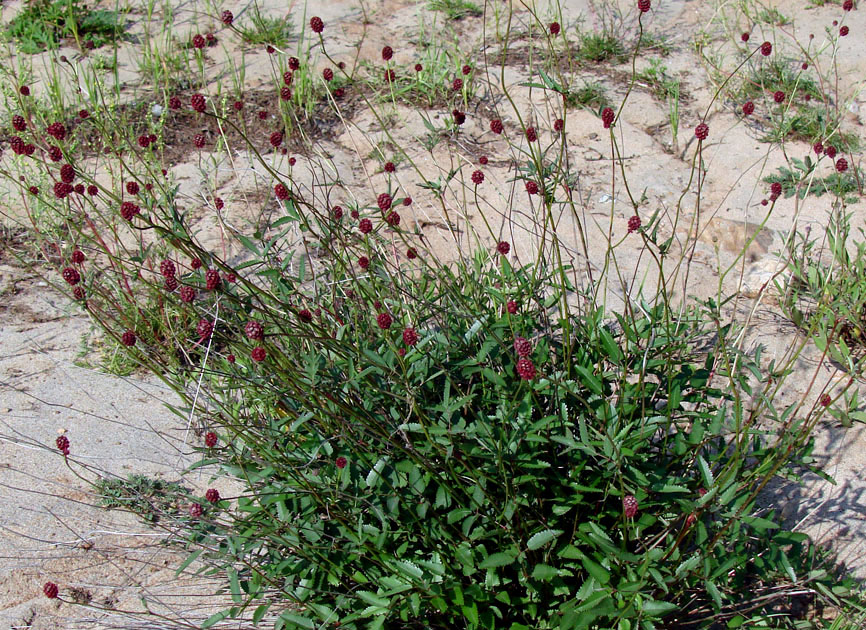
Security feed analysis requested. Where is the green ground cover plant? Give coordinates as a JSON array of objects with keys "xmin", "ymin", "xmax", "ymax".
[
  {"xmin": 1, "ymin": 0, "xmax": 865, "ymax": 628},
  {"xmin": 6, "ymin": 0, "xmax": 125, "ymax": 53}
]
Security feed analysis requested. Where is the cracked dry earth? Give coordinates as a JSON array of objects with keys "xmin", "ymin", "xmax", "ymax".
[{"xmin": 1, "ymin": 0, "xmax": 866, "ymax": 627}]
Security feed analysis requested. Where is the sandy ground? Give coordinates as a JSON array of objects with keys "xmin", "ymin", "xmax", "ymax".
[{"xmin": 1, "ymin": 0, "xmax": 865, "ymax": 627}]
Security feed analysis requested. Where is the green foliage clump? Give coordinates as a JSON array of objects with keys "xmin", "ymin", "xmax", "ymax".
[{"xmin": 7, "ymin": 0, "xmax": 123, "ymax": 54}]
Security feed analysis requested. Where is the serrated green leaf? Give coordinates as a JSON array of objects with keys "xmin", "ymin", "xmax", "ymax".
[
  {"xmin": 697, "ymin": 455, "xmax": 714, "ymax": 489},
  {"xmin": 253, "ymin": 602, "xmax": 271, "ymax": 624},
  {"xmin": 574, "ymin": 364, "xmax": 603, "ymax": 396},
  {"xmin": 641, "ymin": 600, "xmax": 678, "ymax": 616},
  {"xmin": 581, "ymin": 556, "xmax": 610, "ymax": 584},
  {"xmin": 237, "ymin": 234, "xmax": 261, "ymax": 255},
  {"xmin": 531, "ymin": 563, "xmax": 559, "ymax": 581},
  {"xmin": 478, "ymin": 551, "xmax": 517, "ymax": 569},
  {"xmin": 527, "ymin": 529, "xmax": 563, "ymax": 550},
  {"xmin": 176, "ymin": 548, "xmax": 203, "ymax": 576},
  {"xmin": 393, "ymin": 559, "xmax": 424, "ymax": 580},
  {"xmin": 705, "ymin": 580, "xmax": 723, "ymax": 610},
  {"xmin": 202, "ymin": 611, "xmax": 231, "ymax": 629},
  {"xmin": 357, "ymin": 591, "xmax": 390, "ymax": 607}
]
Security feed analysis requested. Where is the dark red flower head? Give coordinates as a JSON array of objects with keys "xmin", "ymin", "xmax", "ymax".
[
  {"xmin": 403, "ymin": 327, "xmax": 419, "ymax": 346},
  {"xmin": 549, "ymin": 22, "xmax": 561, "ymax": 35},
  {"xmin": 197, "ymin": 318, "xmax": 214, "ymax": 340},
  {"xmin": 205, "ymin": 488, "xmax": 220, "ymax": 503},
  {"xmin": 43, "ymin": 582, "xmax": 59, "ymax": 599},
  {"xmin": 120, "ymin": 201, "xmax": 140, "ymax": 220},
  {"xmin": 62, "ymin": 267, "xmax": 80, "ymax": 285},
  {"xmin": 471, "ymin": 170, "xmax": 484, "ymax": 185},
  {"xmin": 47, "ymin": 122, "xmax": 66, "ymax": 140},
  {"xmin": 836, "ymin": 158, "xmax": 848, "ymax": 173},
  {"xmin": 377, "ymin": 193, "xmax": 392, "ymax": 210},
  {"xmin": 204, "ymin": 269, "xmax": 220, "ymax": 290},
  {"xmin": 490, "ymin": 119, "xmax": 504, "ymax": 134},
  {"xmin": 695, "ymin": 122, "xmax": 709, "ymax": 140},
  {"xmin": 191, "ymin": 93, "xmax": 206, "ymax": 113},
  {"xmin": 760, "ymin": 41, "xmax": 772, "ymax": 56},
  {"xmin": 179, "ymin": 286, "xmax": 195, "ymax": 303},
  {"xmin": 513, "ymin": 336, "xmax": 532, "ymax": 357},
  {"xmin": 742, "ymin": 101, "xmax": 755, "ymax": 116},
  {"xmin": 773, "ymin": 90, "xmax": 785, "ymax": 103},
  {"xmin": 245, "ymin": 321, "xmax": 264, "ymax": 340},
  {"xmin": 623, "ymin": 494, "xmax": 638, "ymax": 518},
  {"xmin": 56, "ymin": 435, "xmax": 70, "ymax": 455},
  {"xmin": 601, "ymin": 107, "xmax": 615, "ymax": 128},
  {"xmin": 769, "ymin": 182, "xmax": 782, "ymax": 201},
  {"xmin": 251, "ymin": 346, "xmax": 266, "ymax": 362},
  {"xmin": 204, "ymin": 431, "xmax": 218, "ymax": 447},
  {"xmin": 221, "ymin": 10, "xmax": 233, "ymax": 25},
  {"xmin": 627, "ymin": 215, "xmax": 642, "ymax": 233},
  {"xmin": 71, "ymin": 249, "xmax": 85, "ymax": 264},
  {"xmin": 121, "ymin": 330, "xmax": 136, "ymax": 347},
  {"xmin": 638, "ymin": 0, "xmax": 651, "ymax": 13},
  {"xmin": 359, "ymin": 218, "xmax": 373, "ymax": 234},
  {"xmin": 506, "ymin": 300, "xmax": 518, "ymax": 314},
  {"xmin": 160, "ymin": 259, "xmax": 176, "ymax": 278},
  {"xmin": 377, "ymin": 312, "xmax": 393, "ymax": 329},
  {"xmin": 310, "ymin": 16, "xmax": 324, "ymax": 33},
  {"xmin": 382, "ymin": 46, "xmax": 393, "ymax": 61},
  {"xmin": 192, "ymin": 34, "xmax": 205, "ymax": 49},
  {"xmin": 516, "ymin": 358, "xmax": 536, "ymax": 380},
  {"xmin": 336, "ymin": 456, "xmax": 348, "ymax": 469}
]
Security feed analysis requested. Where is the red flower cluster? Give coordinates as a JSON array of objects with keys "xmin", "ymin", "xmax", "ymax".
[
  {"xmin": 403, "ymin": 327, "xmax": 419, "ymax": 346},
  {"xmin": 601, "ymin": 107, "xmax": 615, "ymax": 128},
  {"xmin": 245, "ymin": 321, "xmax": 264, "ymax": 340},
  {"xmin": 206, "ymin": 269, "xmax": 221, "ymax": 290},
  {"xmin": 623, "ymin": 495, "xmax": 639, "ymax": 518}
]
